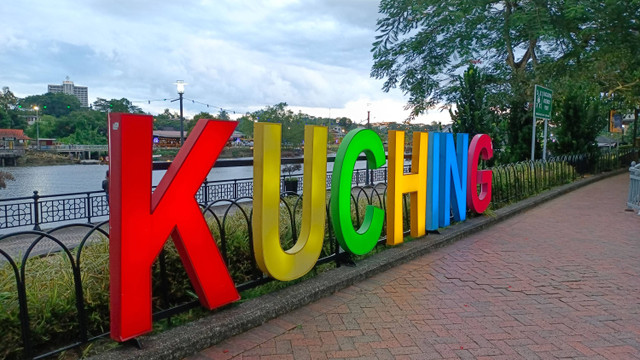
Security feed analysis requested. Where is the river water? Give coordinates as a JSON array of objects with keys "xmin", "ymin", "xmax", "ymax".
[{"xmin": 0, "ymin": 160, "xmax": 374, "ymax": 199}]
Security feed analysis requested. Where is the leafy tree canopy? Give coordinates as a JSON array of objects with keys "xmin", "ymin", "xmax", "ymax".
[
  {"xmin": 92, "ymin": 98, "xmax": 144, "ymax": 114},
  {"xmin": 449, "ymin": 64, "xmax": 500, "ymax": 141},
  {"xmin": 19, "ymin": 92, "xmax": 82, "ymax": 117},
  {"xmin": 0, "ymin": 87, "xmax": 18, "ymax": 111},
  {"xmin": 185, "ymin": 111, "xmax": 216, "ymax": 134},
  {"xmin": 372, "ymin": 0, "xmax": 640, "ymax": 118},
  {"xmin": 153, "ymin": 109, "xmax": 180, "ymax": 130}
]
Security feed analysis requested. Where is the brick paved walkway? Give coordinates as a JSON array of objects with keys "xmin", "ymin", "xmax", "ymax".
[{"xmin": 189, "ymin": 173, "xmax": 640, "ymax": 360}]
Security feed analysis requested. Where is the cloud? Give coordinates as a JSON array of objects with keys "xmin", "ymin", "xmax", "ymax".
[{"xmin": 0, "ymin": 0, "xmax": 450, "ymax": 124}]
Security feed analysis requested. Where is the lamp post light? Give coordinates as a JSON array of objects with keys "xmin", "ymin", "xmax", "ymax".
[
  {"xmin": 33, "ymin": 106, "xmax": 40, "ymax": 150},
  {"xmin": 175, "ymin": 80, "xmax": 186, "ymax": 145}
]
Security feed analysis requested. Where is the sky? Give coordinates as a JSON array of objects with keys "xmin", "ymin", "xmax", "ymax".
[{"xmin": 0, "ymin": 0, "xmax": 451, "ymax": 125}]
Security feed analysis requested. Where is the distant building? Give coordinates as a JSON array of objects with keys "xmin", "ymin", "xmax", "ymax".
[
  {"xmin": 0, "ymin": 129, "xmax": 31, "ymax": 149},
  {"xmin": 0, "ymin": 129, "xmax": 30, "ymax": 166},
  {"xmin": 47, "ymin": 77, "xmax": 88, "ymax": 107},
  {"xmin": 152, "ymin": 130, "xmax": 181, "ymax": 148}
]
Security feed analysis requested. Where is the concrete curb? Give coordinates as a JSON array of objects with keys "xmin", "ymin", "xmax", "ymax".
[{"xmin": 90, "ymin": 169, "xmax": 627, "ymax": 360}]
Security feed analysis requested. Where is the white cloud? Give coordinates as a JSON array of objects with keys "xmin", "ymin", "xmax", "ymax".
[{"xmin": 0, "ymin": 0, "xmax": 451, "ymax": 125}]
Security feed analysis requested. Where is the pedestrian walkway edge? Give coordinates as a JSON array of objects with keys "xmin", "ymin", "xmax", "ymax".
[{"xmin": 90, "ymin": 168, "xmax": 627, "ymax": 360}]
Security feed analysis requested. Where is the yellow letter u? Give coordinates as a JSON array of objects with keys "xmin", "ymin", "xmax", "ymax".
[{"xmin": 253, "ymin": 123, "xmax": 327, "ymax": 281}]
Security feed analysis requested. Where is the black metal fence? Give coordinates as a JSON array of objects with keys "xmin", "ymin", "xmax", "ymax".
[
  {"xmin": 0, "ymin": 160, "xmax": 391, "ymax": 232},
  {"xmin": 0, "ymin": 147, "xmax": 638, "ymax": 359}
]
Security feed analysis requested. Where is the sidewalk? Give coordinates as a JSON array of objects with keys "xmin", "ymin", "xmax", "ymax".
[{"xmin": 190, "ymin": 173, "xmax": 640, "ymax": 360}]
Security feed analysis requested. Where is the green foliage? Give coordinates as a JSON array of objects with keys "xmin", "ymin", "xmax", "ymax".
[
  {"xmin": 449, "ymin": 65, "xmax": 500, "ymax": 141},
  {"xmin": 0, "ymin": 237, "xmax": 110, "ymax": 359},
  {"xmin": 372, "ymin": 0, "xmax": 640, "ymax": 118},
  {"xmin": 251, "ymin": 103, "xmax": 305, "ymax": 146},
  {"xmin": 241, "ymin": 103, "xmax": 349, "ymax": 146},
  {"xmin": 20, "ymin": 93, "xmax": 82, "ymax": 117},
  {"xmin": 491, "ymin": 161, "xmax": 578, "ymax": 207},
  {"xmin": 503, "ymin": 90, "xmax": 534, "ymax": 163},
  {"xmin": 92, "ymin": 98, "xmax": 144, "ymax": 114},
  {"xmin": 372, "ymin": 0, "xmax": 640, "ymax": 162},
  {"xmin": 551, "ymin": 90, "xmax": 607, "ymax": 156},
  {"xmin": 372, "ymin": 0, "xmax": 551, "ymax": 118},
  {"xmin": 0, "ymin": 87, "xmax": 26, "ymax": 129},
  {"xmin": 185, "ymin": 111, "xmax": 231, "ymax": 135},
  {"xmin": 153, "ymin": 109, "xmax": 180, "ymax": 131},
  {"xmin": 236, "ymin": 115, "xmax": 254, "ymax": 138},
  {"xmin": 24, "ymin": 111, "xmax": 108, "ymax": 145}
]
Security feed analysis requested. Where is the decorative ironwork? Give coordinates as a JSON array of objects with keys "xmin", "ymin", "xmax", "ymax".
[{"xmin": 0, "ymin": 148, "xmax": 638, "ymax": 359}]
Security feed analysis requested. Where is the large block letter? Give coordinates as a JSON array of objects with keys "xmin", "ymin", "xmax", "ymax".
[
  {"xmin": 253, "ymin": 123, "xmax": 327, "ymax": 281},
  {"xmin": 467, "ymin": 134, "xmax": 493, "ymax": 213},
  {"xmin": 330, "ymin": 129, "xmax": 386, "ymax": 255},
  {"xmin": 109, "ymin": 113, "xmax": 240, "ymax": 341},
  {"xmin": 439, "ymin": 133, "xmax": 468, "ymax": 226},
  {"xmin": 387, "ymin": 131, "xmax": 428, "ymax": 245},
  {"xmin": 426, "ymin": 133, "xmax": 440, "ymax": 231}
]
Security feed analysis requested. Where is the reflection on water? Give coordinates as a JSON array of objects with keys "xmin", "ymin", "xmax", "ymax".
[
  {"xmin": 1, "ymin": 164, "xmax": 109, "ymax": 199},
  {"xmin": 0, "ymin": 160, "xmax": 372, "ymax": 199}
]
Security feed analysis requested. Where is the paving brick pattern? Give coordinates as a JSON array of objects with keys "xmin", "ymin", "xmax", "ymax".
[{"xmin": 189, "ymin": 174, "xmax": 640, "ymax": 359}]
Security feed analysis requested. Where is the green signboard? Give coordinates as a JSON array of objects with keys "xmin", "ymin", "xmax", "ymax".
[{"xmin": 534, "ymin": 85, "xmax": 553, "ymax": 119}]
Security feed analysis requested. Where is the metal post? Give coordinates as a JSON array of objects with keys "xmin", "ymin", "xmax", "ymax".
[
  {"xmin": 179, "ymin": 92, "xmax": 184, "ymax": 145},
  {"xmin": 86, "ymin": 192, "xmax": 92, "ymax": 224},
  {"xmin": 233, "ymin": 179, "xmax": 238, "ymax": 199},
  {"xmin": 203, "ymin": 179, "xmax": 209, "ymax": 205},
  {"xmin": 32, "ymin": 190, "xmax": 41, "ymax": 231},
  {"xmin": 365, "ymin": 110, "xmax": 371, "ymax": 185},
  {"xmin": 531, "ymin": 116, "xmax": 536, "ymax": 161},
  {"xmin": 542, "ymin": 117, "xmax": 548, "ymax": 161},
  {"xmin": 35, "ymin": 107, "xmax": 40, "ymax": 150}
]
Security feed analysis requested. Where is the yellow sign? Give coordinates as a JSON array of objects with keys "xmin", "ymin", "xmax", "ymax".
[{"xmin": 610, "ymin": 110, "xmax": 622, "ymax": 133}]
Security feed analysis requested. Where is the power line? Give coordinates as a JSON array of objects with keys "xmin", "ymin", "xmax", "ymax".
[{"xmin": 129, "ymin": 97, "xmax": 243, "ymax": 115}]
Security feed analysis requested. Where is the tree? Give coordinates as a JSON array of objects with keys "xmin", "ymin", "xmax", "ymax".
[
  {"xmin": 26, "ymin": 114, "xmax": 61, "ymax": 139},
  {"xmin": 217, "ymin": 109, "xmax": 231, "ymax": 120},
  {"xmin": 449, "ymin": 64, "xmax": 500, "ymax": 140},
  {"xmin": 0, "ymin": 87, "xmax": 26, "ymax": 129},
  {"xmin": 19, "ymin": 92, "xmax": 82, "ymax": 117},
  {"xmin": 92, "ymin": 98, "xmax": 144, "ymax": 114},
  {"xmin": 372, "ymin": 1, "xmax": 640, "ymax": 117},
  {"xmin": 56, "ymin": 111, "xmax": 108, "ymax": 144},
  {"xmin": 185, "ymin": 112, "xmax": 215, "ymax": 134},
  {"xmin": 551, "ymin": 90, "xmax": 607, "ymax": 156},
  {"xmin": 250, "ymin": 103, "xmax": 305, "ymax": 146},
  {"xmin": 153, "ymin": 109, "xmax": 180, "ymax": 130},
  {"xmin": 372, "ymin": 1, "xmax": 550, "ymax": 118},
  {"xmin": 237, "ymin": 115, "xmax": 255, "ymax": 138},
  {"xmin": 372, "ymin": 0, "xmax": 640, "ymax": 161}
]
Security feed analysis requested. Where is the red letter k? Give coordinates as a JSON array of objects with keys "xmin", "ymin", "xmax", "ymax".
[{"xmin": 108, "ymin": 113, "xmax": 239, "ymax": 341}]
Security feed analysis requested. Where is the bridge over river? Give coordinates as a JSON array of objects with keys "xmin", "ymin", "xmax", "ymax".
[{"xmin": 42, "ymin": 144, "xmax": 108, "ymax": 159}]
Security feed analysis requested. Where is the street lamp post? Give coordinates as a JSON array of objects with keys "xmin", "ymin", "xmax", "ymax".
[
  {"xmin": 175, "ymin": 80, "xmax": 186, "ymax": 145},
  {"xmin": 33, "ymin": 106, "xmax": 40, "ymax": 150}
]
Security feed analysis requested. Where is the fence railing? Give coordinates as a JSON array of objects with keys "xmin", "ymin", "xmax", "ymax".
[
  {"xmin": 0, "ymin": 160, "xmax": 395, "ymax": 231},
  {"xmin": 0, "ymin": 147, "xmax": 638, "ymax": 359}
]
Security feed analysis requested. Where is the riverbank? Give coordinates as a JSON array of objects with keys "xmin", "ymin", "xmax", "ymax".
[
  {"xmin": 16, "ymin": 151, "xmax": 78, "ymax": 166},
  {"xmin": 11, "ymin": 143, "xmax": 336, "ymax": 167},
  {"xmin": 149, "ymin": 146, "xmax": 303, "ymax": 162}
]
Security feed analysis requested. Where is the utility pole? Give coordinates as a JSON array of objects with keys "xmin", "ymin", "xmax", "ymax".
[{"xmin": 365, "ymin": 110, "xmax": 371, "ymax": 185}]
